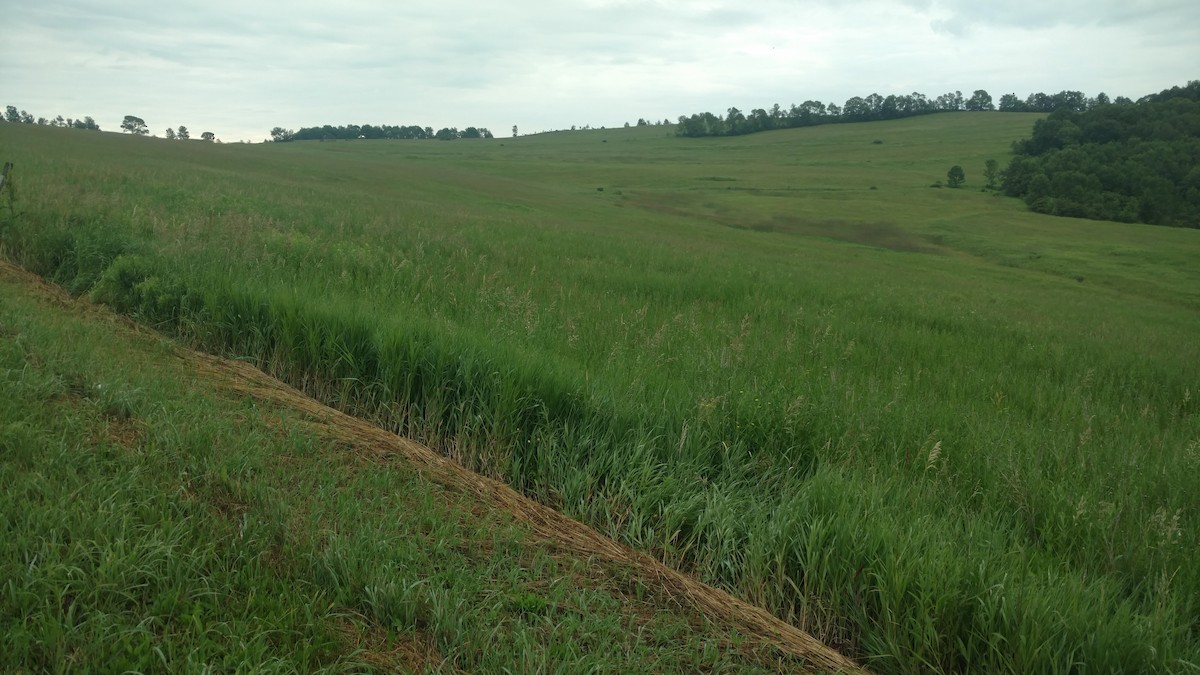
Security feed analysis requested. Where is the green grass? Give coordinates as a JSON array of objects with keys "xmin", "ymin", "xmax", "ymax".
[
  {"xmin": 2, "ymin": 113, "xmax": 1199, "ymax": 672},
  {"xmin": 0, "ymin": 269, "xmax": 799, "ymax": 672}
]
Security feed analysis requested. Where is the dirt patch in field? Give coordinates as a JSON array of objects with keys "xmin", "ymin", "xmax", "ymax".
[
  {"xmin": 756, "ymin": 214, "xmax": 939, "ymax": 253},
  {"xmin": 630, "ymin": 191, "xmax": 936, "ymax": 254}
]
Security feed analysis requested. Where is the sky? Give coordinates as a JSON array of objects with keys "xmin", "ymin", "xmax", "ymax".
[{"xmin": 2, "ymin": 0, "xmax": 1197, "ymax": 142}]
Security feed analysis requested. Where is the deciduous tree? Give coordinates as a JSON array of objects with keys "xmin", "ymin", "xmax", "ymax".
[
  {"xmin": 947, "ymin": 165, "xmax": 966, "ymax": 188},
  {"xmin": 998, "ymin": 93, "xmax": 1024, "ymax": 112},
  {"xmin": 966, "ymin": 90, "xmax": 995, "ymax": 111},
  {"xmin": 120, "ymin": 115, "xmax": 148, "ymax": 135},
  {"xmin": 984, "ymin": 159, "xmax": 999, "ymax": 189}
]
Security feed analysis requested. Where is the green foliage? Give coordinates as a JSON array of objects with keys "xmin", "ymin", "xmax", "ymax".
[
  {"xmin": 983, "ymin": 159, "xmax": 999, "ymax": 189},
  {"xmin": 91, "ymin": 255, "xmax": 204, "ymax": 326},
  {"xmin": 676, "ymin": 87, "xmax": 1121, "ymax": 138},
  {"xmin": 3, "ymin": 105, "xmax": 99, "ymax": 130},
  {"xmin": 120, "ymin": 115, "xmax": 148, "ymax": 135},
  {"xmin": 946, "ymin": 165, "xmax": 965, "ymax": 188},
  {"xmin": 2, "ymin": 113, "xmax": 1198, "ymax": 673},
  {"xmin": 965, "ymin": 89, "xmax": 995, "ymax": 111},
  {"xmin": 279, "ymin": 122, "xmax": 493, "ymax": 142},
  {"xmin": 1002, "ymin": 80, "xmax": 1200, "ymax": 227}
]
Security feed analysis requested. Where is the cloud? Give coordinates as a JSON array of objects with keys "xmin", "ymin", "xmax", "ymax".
[
  {"xmin": 1, "ymin": 0, "xmax": 1196, "ymax": 141},
  {"xmin": 915, "ymin": 0, "xmax": 1200, "ymax": 35}
]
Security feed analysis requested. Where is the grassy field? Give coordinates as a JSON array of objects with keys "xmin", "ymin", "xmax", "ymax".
[
  {"xmin": 2, "ymin": 114, "xmax": 1198, "ymax": 672},
  {"xmin": 0, "ymin": 262, "xmax": 824, "ymax": 673}
]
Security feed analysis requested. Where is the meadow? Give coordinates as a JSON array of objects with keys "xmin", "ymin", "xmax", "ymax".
[
  {"xmin": 0, "ymin": 262, "xmax": 807, "ymax": 672},
  {"xmin": 2, "ymin": 113, "xmax": 1198, "ymax": 672}
]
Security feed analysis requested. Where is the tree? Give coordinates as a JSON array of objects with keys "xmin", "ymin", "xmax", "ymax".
[
  {"xmin": 842, "ymin": 96, "xmax": 870, "ymax": 121},
  {"xmin": 165, "ymin": 127, "xmax": 176, "ymax": 140},
  {"xmin": 5, "ymin": 106, "xmax": 21, "ymax": 123},
  {"xmin": 1026, "ymin": 92, "xmax": 1053, "ymax": 112},
  {"xmin": 19, "ymin": 110, "xmax": 34, "ymax": 124},
  {"xmin": 512, "ymin": 125, "xmax": 518, "ymax": 137},
  {"xmin": 270, "ymin": 127, "xmax": 294, "ymax": 142},
  {"xmin": 177, "ymin": 126, "xmax": 190, "ymax": 140},
  {"xmin": 998, "ymin": 80, "xmax": 1200, "ymax": 227},
  {"xmin": 947, "ymin": 165, "xmax": 966, "ymax": 188},
  {"xmin": 998, "ymin": 93, "xmax": 1024, "ymax": 112},
  {"xmin": 984, "ymin": 159, "xmax": 999, "ymax": 189},
  {"xmin": 121, "ymin": 115, "xmax": 148, "ymax": 135},
  {"xmin": 865, "ymin": 93, "xmax": 884, "ymax": 117},
  {"xmin": 747, "ymin": 108, "xmax": 771, "ymax": 132},
  {"xmin": 966, "ymin": 90, "xmax": 995, "ymax": 111},
  {"xmin": 200, "ymin": 131, "xmax": 215, "ymax": 142},
  {"xmin": 68, "ymin": 116, "xmax": 99, "ymax": 131},
  {"xmin": 725, "ymin": 107, "xmax": 746, "ymax": 134},
  {"xmin": 881, "ymin": 95, "xmax": 900, "ymax": 119}
]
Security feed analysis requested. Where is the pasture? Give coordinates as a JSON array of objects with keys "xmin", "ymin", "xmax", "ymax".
[{"xmin": 2, "ymin": 113, "xmax": 1197, "ymax": 672}]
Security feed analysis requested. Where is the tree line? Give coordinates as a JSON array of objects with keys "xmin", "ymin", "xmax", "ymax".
[
  {"xmin": 118, "ymin": 115, "xmax": 216, "ymax": 142},
  {"xmin": 2, "ymin": 107, "xmax": 221, "ymax": 141},
  {"xmin": 1000, "ymin": 81, "xmax": 1200, "ymax": 228},
  {"xmin": 3, "ymin": 105, "xmax": 100, "ymax": 131},
  {"xmin": 270, "ymin": 124, "xmax": 495, "ymax": 142},
  {"xmin": 675, "ymin": 89, "xmax": 1123, "ymax": 138}
]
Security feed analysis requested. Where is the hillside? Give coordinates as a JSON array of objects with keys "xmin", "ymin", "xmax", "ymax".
[
  {"xmin": 2, "ymin": 114, "xmax": 1198, "ymax": 672},
  {"xmin": 0, "ymin": 260, "xmax": 851, "ymax": 672}
]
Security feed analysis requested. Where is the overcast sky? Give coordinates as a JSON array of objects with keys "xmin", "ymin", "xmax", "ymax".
[{"xmin": 2, "ymin": 0, "xmax": 1197, "ymax": 142}]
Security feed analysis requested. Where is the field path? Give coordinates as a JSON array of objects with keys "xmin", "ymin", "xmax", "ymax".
[{"xmin": 1, "ymin": 258, "xmax": 863, "ymax": 673}]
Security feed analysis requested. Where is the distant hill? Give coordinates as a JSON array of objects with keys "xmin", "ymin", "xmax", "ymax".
[{"xmin": 673, "ymin": 88, "xmax": 1111, "ymax": 138}]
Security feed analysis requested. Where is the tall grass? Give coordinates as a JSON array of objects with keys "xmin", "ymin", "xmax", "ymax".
[
  {"xmin": 2, "ymin": 117, "xmax": 1198, "ymax": 672},
  {"xmin": 0, "ymin": 269, "xmax": 793, "ymax": 672}
]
